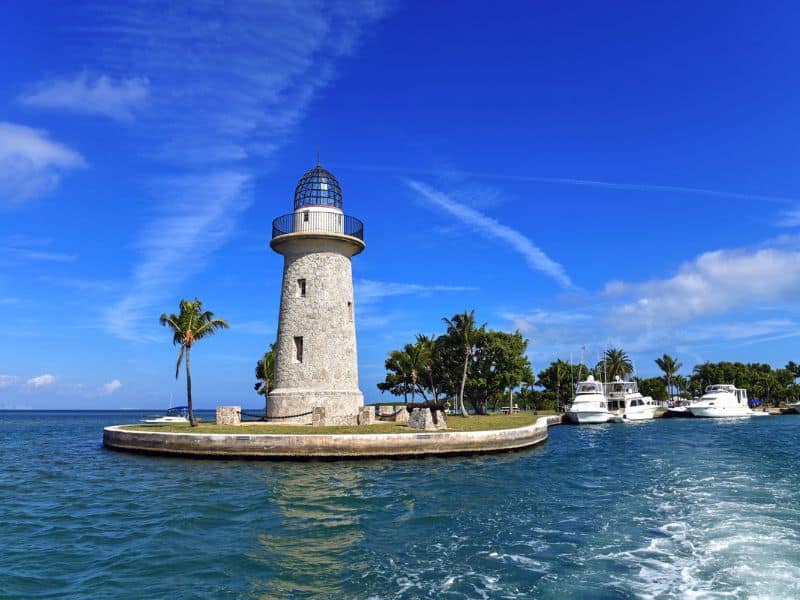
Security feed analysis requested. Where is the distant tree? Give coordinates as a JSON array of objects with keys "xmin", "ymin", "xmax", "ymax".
[
  {"xmin": 637, "ymin": 377, "xmax": 668, "ymax": 402},
  {"xmin": 378, "ymin": 349, "xmax": 412, "ymax": 402},
  {"xmin": 442, "ymin": 310, "xmax": 485, "ymax": 417},
  {"xmin": 596, "ymin": 348, "xmax": 633, "ymax": 381},
  {"xmin": 160, "ymin": 299, "xmax": 229, "ymax": 426},
  {"xmin": 415, "ymin": 334, "xmax": 437, "ymax": 401},
  {"xmin": 254, "ymin": 343, "xmax": 276, "ymax": 415},
  {"xmin": 467, "ymin": 329, "xmax": 533, "ymax": 414},
  {"xmin": 537, "ymin": 360, "xmax": 590, "ymax": 411},
  {"xmin": 655, "ymin": 353, "xmax": 683, "ymax": 399}
]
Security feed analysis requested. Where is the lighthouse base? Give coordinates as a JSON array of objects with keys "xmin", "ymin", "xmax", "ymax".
[{"xmin": 267, "ymin": 388, "xmax": 364, "ymax": 425}]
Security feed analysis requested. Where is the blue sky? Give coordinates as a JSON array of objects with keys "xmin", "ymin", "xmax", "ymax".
[{"xmin": 2, "ymin": 1, "xmax": 800, "ymax": 409}]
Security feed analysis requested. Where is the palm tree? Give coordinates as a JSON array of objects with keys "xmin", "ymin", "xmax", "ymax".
[
  {"xmin": 442, "ymin": 310, "xmax": 484, "ymax": 418},
  {"xmin": 384, "ymin": 349, "xmax": 412, "ymax": 403},
  {"xmin": 254, "ymin": 343, "xmax": 276, "ymax": 416},
  {"xmin": 160, "ymin": 299, "xmax": 229, "ymax": 426},
  {"xmin": 415, "ymin": 334, "xmax": 437, "ymax": 401},
  {"xmin": 655, "ymin": 353, "xmax": 683, "ymax": 400},
  {"xmin": 597, "ymin": 348, "xmax": 633, "ymax": 381}
]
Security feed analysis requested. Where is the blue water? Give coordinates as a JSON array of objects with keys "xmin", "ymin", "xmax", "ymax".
[{"xmin": 1, "ymin": 412, "xmax": 799, "ymax": 599}]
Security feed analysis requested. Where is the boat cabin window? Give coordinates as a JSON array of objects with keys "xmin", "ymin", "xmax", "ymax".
[{"xmin": 577, "ymin": 383, "xmax": 601, "ymax": 394}]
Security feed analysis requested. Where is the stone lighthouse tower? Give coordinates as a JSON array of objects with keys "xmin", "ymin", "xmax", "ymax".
[{"xmin": 268, "ymin": 161, "xmax": 365, "ymax": 424}]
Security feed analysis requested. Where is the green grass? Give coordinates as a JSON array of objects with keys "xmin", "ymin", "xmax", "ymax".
[{"xmin": 119, "ymin": 411, "xmax": 557, "ymax": 435}]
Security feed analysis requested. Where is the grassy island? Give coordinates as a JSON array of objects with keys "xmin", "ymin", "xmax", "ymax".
[{"xmin": 121, "ymin": 411, "xmax": 556, "ymax": 435}]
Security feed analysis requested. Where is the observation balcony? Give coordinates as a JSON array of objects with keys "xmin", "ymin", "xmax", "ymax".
[{"xmin": 271, "ymin": 212, "xmax": 364, "ymax": 241}]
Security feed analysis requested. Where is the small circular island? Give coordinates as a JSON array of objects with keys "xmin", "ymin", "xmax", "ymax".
[{"xmin": 103, "ymin": 414, "xmax": 561, "ymax": 460}]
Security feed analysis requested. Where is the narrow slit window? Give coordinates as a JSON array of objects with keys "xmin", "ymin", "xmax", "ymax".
[
  {"xmin": 297, "ymin": 278, "xmax": 306, "ymax": 297},
  {"xmin": 303, "ymin": 211, "xmax": 309, "ymax": 222},
  {"xmin": 347, "ymin": 300, "xmax": 353, "ymax": 320},
  {"xmin": 294, "ymin": 336, "xmax": 304, "ymax": 363}
]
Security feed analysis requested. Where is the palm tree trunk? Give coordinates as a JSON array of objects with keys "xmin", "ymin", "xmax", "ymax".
[
  {"xmin": 264, "ymin": 378, "xmax": 269, "ymax": 418},
  {"xmin": 459, "ymin": 351, "xmax": 470, "ymax": 417},
  {"xmin": 411, "ymin": 372, "xmax": 417, "ymax": 403},
  {"xmin": 186, "ymin": 346, "xmax": 195, "ymax": 426}
]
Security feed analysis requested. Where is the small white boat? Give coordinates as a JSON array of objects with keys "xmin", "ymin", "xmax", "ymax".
[
  {"xmin": 565, "ymin": 376, "xmax": 613, "ymax": 424},
  {"xmin": 790, "ymin": 401, "xmax": 800, "ymax": 414},
  {"xmin": 140, "ymin": 406, "xmax": 189, "ymax": 424},
  {"xmin": 688, "ymin": 385, "xmax": 753, "ymax": 418},
  {"xmin": 605, "ymin": 377, "xmax": 658, "ymax": 422}
]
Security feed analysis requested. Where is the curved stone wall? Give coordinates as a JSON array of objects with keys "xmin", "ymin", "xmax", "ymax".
[{"xmin": 103, "ymin": 417, "xmax": 558, "ymax": 460}]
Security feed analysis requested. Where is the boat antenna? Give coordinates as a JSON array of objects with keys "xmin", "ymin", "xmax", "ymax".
[{"xmin": 570, "ymin": 351, "xmax": 574, "ymax": 391}]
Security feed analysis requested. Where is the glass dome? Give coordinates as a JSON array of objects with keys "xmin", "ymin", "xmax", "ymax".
[{"xmin": 294, "ymin": 165, "xmax": 343, "ymax": 210}]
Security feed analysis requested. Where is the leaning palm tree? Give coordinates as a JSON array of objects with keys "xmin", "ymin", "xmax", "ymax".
[
  {"xmin": 254, "ymin": 343, "xmax": 276, "ymax": 416},
  {"xmin": 597, "ymin": 348, "xmax": 633, "ymax": 381},
  {"xmin": 442, "ymin": 310, "xmax": 484, "ymax": 418},
  {"xmin": 160, "ymin": 299, "xmax": 229, "ymax": 426},
  {"xmin": 655, "ymin": 353, "xmax": 683, "ymax": 400}
]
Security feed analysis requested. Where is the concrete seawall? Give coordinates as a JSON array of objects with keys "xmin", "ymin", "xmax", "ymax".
[{"xmin": 103, "ymin": 415, "xmax": 562, "ymax": 460}]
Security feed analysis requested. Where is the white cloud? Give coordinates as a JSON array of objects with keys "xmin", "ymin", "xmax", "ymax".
[
  {"xmin": 102, "ymin": 379, "xmax": 122, "ymax": 394},
  {"xmin": 26, "ymin": 374, "xmax": 56, "ymax": 388},
  {"xmin": 0, "ymin": 375, "xmax": 19, "ymax": 388},
  {"xmin": 605, "ymin": 247, "xmax": 800, "ymax": 330},
  {"xmin": 355, "ymin": 279, "xmax": 478, "ymax": 304},
  {"xmin": 406, "ymin": 179, "xmax": 574, "ymax": 289},
  {"xmin": 0, "ymin": 122, "xmax": 86, "ymax": 202},
  {"xmin": 20, "ymin": 72, "xmax": 149, "ymax": 121}
]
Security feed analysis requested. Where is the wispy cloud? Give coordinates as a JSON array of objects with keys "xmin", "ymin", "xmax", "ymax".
[
  {"xmin": 2, "ymin": 236, "xmax": 76, "ymax": 263},
  {"xmin": 230, "ymin": 320, "xmax": 274, "ymax": 336},
  {"xmin": 20, "ymin": 72, "xmax": 149, "ymax": 121},
  {"xmin": 345, "ymin": 164, "xmax": 798, "ymax": 206},
  {"xmin": 26, "ymin": 374, "xmax": 56, "ymax": 388},
  {"xmin": 105, "ymin": 171, "xmax": 252, "ymax": 339},
  {"xmin": 0, "ymin": 122, "xmax": 86, "ymax": 203},
  {"xmin": 92, "ymin": 1, "xmax": 393, "ymax": 340},
  {"xmin": 355, "ymin": 279, "xmax": 478, "ymax": 304},
  {"xmin": 0, "ymin": 375, "xmax": 20, "ymax": 388},
  {"xmin": 778, "ymin": 207, "xmax": 800, "ymax": 228},
  {"xmin": 406, "ymin": 179, "xmax": 574, "ymax": 289}
]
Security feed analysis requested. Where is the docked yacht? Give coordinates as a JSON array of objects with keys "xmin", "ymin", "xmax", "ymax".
[
  {"xmin": 688, "ymin": 385, "xmax": 753, "ymax": 418},
  {"xmin": 140, "ymin": 406, "xmax": 190, "ymax": 424},
  {"xmin": 565, "ymin": 375, "xmax": 613, "ymax": 424},
  {"xmin": 605, "ymin": 377, "xmax": 658, "ymax": 422},
  {"xmin": 789, "ymin": 401, "xmax": 800, "ymax": 414}
]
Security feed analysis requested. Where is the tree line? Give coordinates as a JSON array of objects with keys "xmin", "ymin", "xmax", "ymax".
[
  {"xmin": 377, "ymin": 310, "xmax": 534, "ymax": 416},
  {"xmin": 531, "ymin": 350, "xmax": 800, "ymax": 410}
]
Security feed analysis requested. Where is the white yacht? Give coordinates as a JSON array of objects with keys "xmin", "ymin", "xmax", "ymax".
[
  {"xmin": 789, "ymin": 401, "xmax": 800, "ymax": 414},
  {"xmin": 140, "ymin": 406, "xmax": 190, "ymax": 425},
  {"xmin": 688, "ymin": 385, "xmax": 753, "ymax": 418},
  {"xmin": 605, "ymin": 377, "xmax": 658, "ymax": 422},
  {"xmin": 565, "ymin": 375, "xmax": 613, "ymax": 424}
]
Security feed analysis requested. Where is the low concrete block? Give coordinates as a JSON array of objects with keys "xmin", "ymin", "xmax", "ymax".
[
  {"xmin": 358, "ymin": 406, "xmax": 377, "ymax": 426},
  {"xmin": 312, "ymin": 406, "xmax": 326, "ymax": 426},
  {"xmin": 407, "ymin": 408, "xmax": 447, "ymax": 430},
  {"xmin": 395, "ymin": 407, "xmax": 409, "ymax": 424},
  {"xmin": 216, "ymin": 406, "xmax": 241, "ymax": 426}
]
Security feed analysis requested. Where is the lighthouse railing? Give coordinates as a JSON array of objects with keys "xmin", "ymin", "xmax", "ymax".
[{"xmin": 271, "ymin": 212, "xmax": 364, "ymax": 241}]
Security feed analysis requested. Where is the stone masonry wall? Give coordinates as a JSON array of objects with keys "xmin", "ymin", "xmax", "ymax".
[{"xmin": 269, "ymin": 234, "xmax": 364, "ymax": 421}]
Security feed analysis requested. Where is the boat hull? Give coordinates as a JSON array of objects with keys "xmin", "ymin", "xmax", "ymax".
[
  {"xmin": 688, "ymin": 406, "xmax": 752, "ymax": 418},
  {"xmin": 565, "ymin": 411, "xmax": 612, "ymax": 424}
]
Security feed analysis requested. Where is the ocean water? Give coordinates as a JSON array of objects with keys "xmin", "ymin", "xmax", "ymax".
[{"xmin": 1, "ymin": 411, "xmax": 798, "ymax": 599}]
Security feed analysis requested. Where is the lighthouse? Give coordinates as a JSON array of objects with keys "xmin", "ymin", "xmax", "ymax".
[{"xmin": 268, "ymin": 161, "xmax": 365, "ymax": 424}]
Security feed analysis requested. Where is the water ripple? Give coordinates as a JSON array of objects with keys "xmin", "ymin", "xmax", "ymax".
[{"xmin": 1, "ymin": 411, "xmax": 799, "ymax": 598}]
